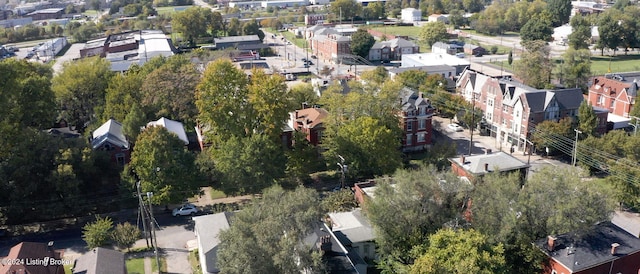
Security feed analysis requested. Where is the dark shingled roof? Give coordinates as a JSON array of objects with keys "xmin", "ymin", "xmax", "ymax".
[
  {"xmin": 536, "ymin": 221, "xmax": 640, "ymax": 273},
  {"xmin": 72, "ymin": 247, "xmax": 126, "ymax": 274}
]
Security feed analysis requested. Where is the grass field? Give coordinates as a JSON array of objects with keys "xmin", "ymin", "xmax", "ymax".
[
  {"xmin": 156, "ymin": 5, "xmax": 194, "ymax": 15},
  {"xmin": 590, "ymin": 54, "xmax": 640, "ymax": 74},
  {"xmin": 126, "ymin": 258, "xmax": 145, "ymax": 274}
]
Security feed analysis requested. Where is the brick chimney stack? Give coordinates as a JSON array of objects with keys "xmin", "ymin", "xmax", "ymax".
[
  {"xmin": 547, "ymin": 236, "xmax": 556, "ymax": 251},
  {"xmin": 460, "ymin": 155, "xmax": 465, "ymax": 163},
  {"xmin": 484, "ymin": 163, "xmax": 489, "ymax": 171}
]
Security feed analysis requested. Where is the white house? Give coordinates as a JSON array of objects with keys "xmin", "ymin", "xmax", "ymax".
[
  {"xmin": 401, "ymin": 8, "xmax": 421, "ymax": 24},
  {"xmin": 192, "ymin": 212, "xmax": 234, "ymax": 274},
  {"xmin": 401, "ymin": 53, "xmax": 470, "ymax": 75},
  {"xmin": 146, "ymin": 117, "xmax": 189, "ymax": 145},
  {"xmin": 427, "ymin": 13, "xmax": 449, "ymax": 24},
  {"xmin": 329, "ymin": 208, "xmax": 377, "ymax": 260}
]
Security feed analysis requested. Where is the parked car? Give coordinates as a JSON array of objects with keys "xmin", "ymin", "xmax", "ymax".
[
  {"xmin": 447, "ymin": 123, "xmax": 464, "ymax": 132},
  {"xmin": 310, "ymin": 55, "xmax": 317, "ymax": 59},
  {"xmin": 305, "ymin": 60, "xmax": 314, "ymax": 65},
  {"xmin": 172, "ymin": 203, "xmax": 198, "ymax": 216}
]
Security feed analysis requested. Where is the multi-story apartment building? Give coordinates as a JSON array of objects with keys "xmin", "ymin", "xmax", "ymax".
[
  {"xmin": 457, "ymin": 69, "xmax": 607, "ymax": 153},
  {"xmin": 307, "ymin": 26, "xmax": 354, "ymax": 63}
]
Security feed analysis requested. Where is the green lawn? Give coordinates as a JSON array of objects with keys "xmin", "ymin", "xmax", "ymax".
[
  {"xmin": 126, "ymin": 258, "xmax": 145, "ymax": 274},
  {"xmin": 151, "ymin": 257, "xmax": 167, "ymax": 272},
  {"xmin": 590, "ymin": 54, "xmax": 640, "ymax": 75},
  {"xmin": 189, "ymin": 249, "xmax": 203, "ymax": 274},
  {"xmin": 156, "ymin": 5, "xmax": 194, "ymax": 15},
  {"xmin": 370, "ymin": 25, "xmax": 422, "ymax": 38},
  {"xmin": 209, "ymin": 188, "xmax": 227, "ymax": 200}
]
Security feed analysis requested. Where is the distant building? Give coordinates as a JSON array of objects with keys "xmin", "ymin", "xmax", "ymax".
[
  {"xmin": 27, "ymin": 8, "xmax": 63, "ymax": 20},
  {"xmin": 80, "ymin": 30, "xmax": 175, "ymax": 72},
  {"xmin": 288, "ymin": 105, "xmax": 328, "ymax": 146},
  {"xmin": 34, "ymin": 37, "xmax": 68, "ymax": 61},
  {"xmin": 368, "ymin": 38, "xmax": 419, "ymax": 62},
  {"xmin": 462, "ymin": 43, "xmax": 485, "ymax": 56},
  {"xmin": 328, "ymin": 209, "xmax": 377, "ymax": 260},
  {"xmin": 305, "ymin": 14, "xmax": 326, "ymax": 26},
  {"xmin": 431, "ymin": 41, "xmax": 461, "ymax": 55},
  {"xmin": 261, "ymin": 0, "xmax": 309, "ymax": 8},
  {"xmin": 401, "ymin": 53, "xmax": 470, "ymax": 75},
  {"xmin": 427, "ymin": 14, "xmax": 449, "ymax": 24},
  {"xmin": 588, "ymin": 72, "xmax": 640, "ymax": 118},
  {"xmin": 213, "ymin": 35, "xmax": 262, "ymax": 50},
  {"xmin": 401, "ymin": 8, "xmax": 421, "ymax": 24}
]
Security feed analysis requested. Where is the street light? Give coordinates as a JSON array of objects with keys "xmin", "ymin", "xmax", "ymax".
[{"xmin": 572, "ymin": 129, "xmax": 582, "ymax": 166}]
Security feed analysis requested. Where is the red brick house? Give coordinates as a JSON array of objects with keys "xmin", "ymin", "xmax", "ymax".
[
  {"xmin": 537, "ymin": 221, "xmax": 640, "ymax": 274},
  {"xmin": 0, "ymin": 242, "xmax": 65, "ymax": 274},
  {"xmin": 448, "ymin": 152, "xmax": 529, "ymax": 183},
  {"xmin": 91, "ymin": 119, "xmax": 130, "ymax": 166},
  {"xmin": 400, "ymin": 88, "xmax": 435, "ymax": 152},
  {"xmin": 588, "ymin": 73, "xmax": 640, "ymax": 118},
  {"xmin": 308, "ymin": 27, "xmax": 352, "ymax": 63},
  {"xmin": 287, "ymin": 105, "xmax": 328, "ymax": 146}
]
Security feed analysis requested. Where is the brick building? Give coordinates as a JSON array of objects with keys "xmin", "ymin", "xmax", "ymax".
[
  {"xmin": 400, "ymin": 88, "xmax": 435, "ymax": 152},
  {"xmin": 587, "ymin": 73, "xmax": 640, "ymax": 118}
]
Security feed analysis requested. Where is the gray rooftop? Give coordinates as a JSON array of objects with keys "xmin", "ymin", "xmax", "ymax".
[
  {"xmin": 72, "ymin": 247, "xmax": 126, "ymax": 274},
  {"xmin": 449, "ymin": 151, "xmax": 529, "ymax": 175},
  {"xmin": 192, "ymin": 212, "xmax": 235, "ymax": 273},
  {"xmin": 389, "ymin": 65, "xmax": 454, "ymax": 75},
  {"xmin": 214, "ymin": 35, "xmax": 261, "ymax": 44},
  {"xmin": 328, "ymin": 208, "xmax": 375, "ymax": 244},
  {"xmin": 536, "ymin": 221, "xmax": 640, "ymax": 273}
]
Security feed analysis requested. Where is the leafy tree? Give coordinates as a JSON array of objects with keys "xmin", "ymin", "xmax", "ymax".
[
  {"xmin": 359, "ymin": 66, "xmax": 389, "ymax": 85},
  {"xmin": 520, "ymin": 11, "xmax": 553, "ymax": 43},
  {"xmin": 321, "ymin": 189, "xmax": 358, "ymax": 213},
  {"xmin": 507, "ymin": 51, "xmax": 513, "ymax": 65},
  {"xmin": 558, "ymin": 48, "xmax": 591, "ymax": 91},
  {"xmin": 288, "ymin": 83, "xmax": 319, "ymax": 108},
  {"xmin": 596, "ymin": 9, "xmax": 623, "ymax": 55},
  {"xmin": 364, "ymin": 166, "xmax": 470, "ymax": 271},
  {"xmin": 210, "ymin": 134, "xmax": 286, "ymax": 195},
  {"xmin": 568, "ymin": 14, "xmax": 592, "ymax": 50},
  {"xmin": 241, "ymin": 19, "xmax": 265, "ymax": 41},
  {"xmin": 82, "ymin": 216, "xmax": 113, "ymax": 249},
  {"xmin": 363, "ymin": 1, "xmax": 385, "ymax": 20},
  {"xmin": 463, "ymin": 0, "xmax": 484, "ymax": 13},
  {"xmin": 530, "ymin": 118, "xmax": 573, "ymax": 155},
  {"xmin": 448, "ymin": 9, "xmax": 467, "ymax": 28},
  {"xmin": 330, "ymin": 0, "xmax": 362, "ymax": 21},
  {"xmin": 613, "ymin": 0, "xmax": 631, "ymax": 10},
  {"xmin": 217, "ymin": 186, "xmax": 325, "ymax": 273},
  {"xmin": 350, "ymin": 29, "xmax": 375, "ymax": 58},
  {"xmin": 140, "ymin": 55, "xmax": 200, "ymax": 127},
  {"xmin": 324, "ymin": 116, "xmax": 401, "ymax": 178},
  {"xmin": 102, "ymin": 70, "xmax": 143, "ymax": 123},
  {"xmin": 246, "ymin": 69, "xmax": 290, "ymax": 140},
  {"xmin": 419, "ymin": 21, "xmax": 448, "ymax": 47},
  {"xmin": 196, "ymin": 59, "xmax": 251, "ymax": 142},
  {"xmin": 285, "ymin": 132, "xmax": 322, "ymax": 186},
  {"xmin": 122, "ymin": 102, "xmax": 147, "ymax": 143},
  {"xmin": 411, "ymin": 229, "xmax": 507, "ymax": 274},
  {"xmin": 52, "ymin": 57, "xmax": 114, "ymax": 132},
  {"xmin": 619, "ymin": 6, "xmax": 640, "ymax": 54},
  {"xmin": 546, "ymin": 0, "xmax": 572, "ymax": 27},
  {"xmin": 577, "ymin": 100, "xmax": 598, "ymax": 137},
  {"xmin": 514, "ymin": 40, "xmax": 552, "ymax": 89},
  {"xmin": 395, "ymin": 69, "xmax": 429, "ymax": 90},
  {"xmin": 171, "ymin": 7, "xmax": 213, "ymax": 46},
  {"xmin": 226, "ymin": 17, "xmax": 241, "ymax": 36},
  {"xmin": 128, "ymin": 126, "xmax": 202, "ymax": 204},
  {"xmin": 111, "ymin": 222, "xmax": 141, "ymax": 251}
]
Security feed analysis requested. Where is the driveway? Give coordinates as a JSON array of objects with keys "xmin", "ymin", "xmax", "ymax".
[{"xmin": 52, "ymin": 43, "xmax": 84, "ymax": 75}]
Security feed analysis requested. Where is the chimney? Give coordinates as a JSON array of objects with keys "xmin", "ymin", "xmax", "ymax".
[
  {"xmin": 302, "ymin": 102, "xmax": 309, "ymax": 109},
  {"xmin": 547, "ymin": 236, "xmax": 556, "ymax": 251},
  {"xmin": 611, "ymin": 243, "xmax": 620, "ymax": 255},
  {"xmin": 460, "ymin": 155, "xmax": 466, "ymax": 163},
  {"xmin": 418, "ymin": 92, "xmax": 424, "ymax": 98},
  {"xmin": 484, "ymin": 163, "xmax": 489, "ymax": 171},
  {"xmin": 319, "ymin": 235, "xmax": 332, "ymax": 253},
  {"xmin": 485, "ymin": 149, "xmax": 492, "ymax": 154},
  {"xmin": 295, "ymin": 110, "xmax": 299, "ymax": 119}
]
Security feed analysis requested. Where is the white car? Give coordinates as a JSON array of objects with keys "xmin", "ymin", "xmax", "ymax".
[
  {"xmin": 447, "ymin": 123, "xmax": 464, "ymax": 132},
  {"xmin": 172, "ymin": 203, "xmax": 198, "ymax": 217}
]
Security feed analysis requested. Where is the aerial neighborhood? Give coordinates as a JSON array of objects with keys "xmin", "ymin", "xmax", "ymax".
[{"xmin": 3, "ymin": 0, "xmax": 640, "ymax": 273}]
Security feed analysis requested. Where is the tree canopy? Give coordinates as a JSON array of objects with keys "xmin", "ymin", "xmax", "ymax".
[
  {"xmin": 217, "ymin": 186, "xmax": 324, "ymax": 273},
  {"xmin": 419, "ymin": 22, "xmax": 448, "ymax": 47},
  {"xmin": 350, "ymin": 28, "xmax": 375, "ymax": 58},
  {"xmin": 514, "ymin": 40, "xmax": 553, "ymax": 89}
]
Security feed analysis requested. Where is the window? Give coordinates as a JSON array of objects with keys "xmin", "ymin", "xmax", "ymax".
[
  {"xmin": 116, "ymin": 153, "xmax": 126, "ymax": 166},
  {"xmin": 516, "ymin": 110, "xmax": 520, "ymax": 118},
  {"xmin": 551, "ymin": 270, "xmax": 557, "ymax": 274},
  {"xmin": 598, "ymin": 95, "xmax": 604, "ymax": 105},
  {"xmin": 417, "ymin": 133, "xmax": 426, "ymax": 143},
  {"xmin": 488, "ymin": 99, "xmax": 494, "ymax": 107},
  {"xmin": 418, "ymin": 119, "xmax": 427, "ymax": 130},
  {"xmin": 407, "ymin": 121, "xmax": 413, "ymax": 132},
  {"xmin": 406, "ymin": 134, "xmax": 413, "ymax": 145},
  {"xmin": 502, "ymin": 118, "xmax": 506, "ymax": 126},
  {"xmin": 420, "ymin": 107, "xmax": 425, "ymax": 115},
  {"xmin": 363, "ymin": 244, "xmax": 370, "ymax": 257},
  {"xmin": 610, "ymin": 100, "xmax": 614, "ymax": 108}
]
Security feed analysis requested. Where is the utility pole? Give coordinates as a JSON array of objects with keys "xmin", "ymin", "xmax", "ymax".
[
  {"xmin": 572, "ymin": 129, "xmax": 582, "ymax": 166},
  {"xmin": 337, "ymin": 155, "xmax": 347, "ymax": 189},
  {"xmin": 147, "ymin": 192, "xmax": 161, "ymax": 273},
  {"xmin": 469, "ymin": 98, "xmax": 475, "ymax": 155},
  {"xmin": 136, "ymin": 181, "xmax": 149, "ymax": 248},
  {"xmin": 630, "ymin": 115, "xmax": 640, "ymax": 136}
]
